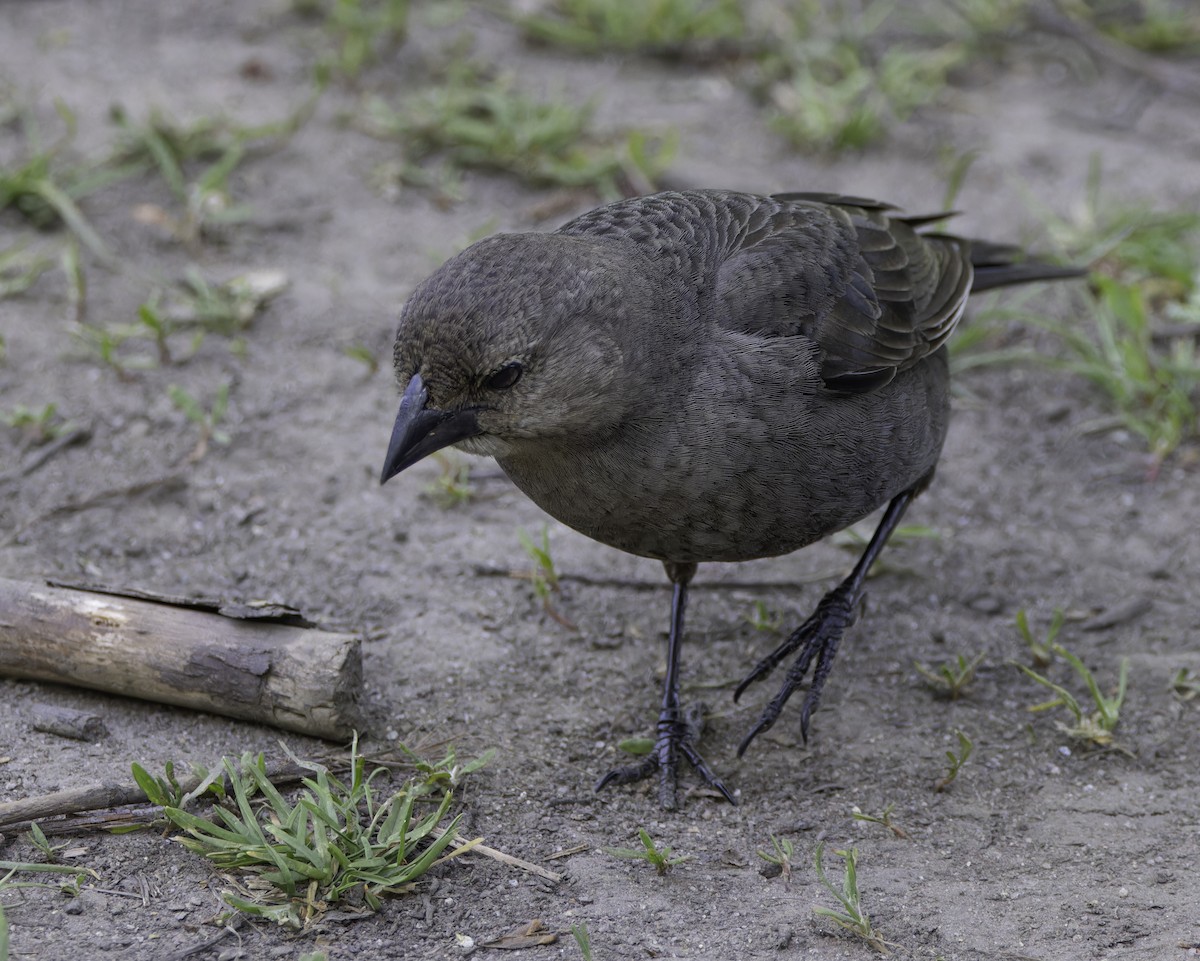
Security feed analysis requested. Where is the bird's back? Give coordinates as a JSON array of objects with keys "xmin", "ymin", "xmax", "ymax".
[
  {"xmin": 486, "ymin": 191, "xmax": 978, "ymax": 562},
  {"xmin": 558, "ymin": 190, "xmax": 975, "ymax": 394}
]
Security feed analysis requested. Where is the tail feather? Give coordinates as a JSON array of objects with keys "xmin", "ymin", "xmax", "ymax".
[{"xmin": 966, "ymin": 238, "xmax": 1087, "ymax": 292}]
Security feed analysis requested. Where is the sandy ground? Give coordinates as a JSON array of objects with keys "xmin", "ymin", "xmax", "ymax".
[{"xmin": 2, "ymin": 2, "xmax": 1199, "ymax": 959}]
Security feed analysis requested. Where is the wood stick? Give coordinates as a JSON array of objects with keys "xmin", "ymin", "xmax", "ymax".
[
  {"xmin": 471, "ymin": 843, "xmax": 564, "ymax": 883},
  {"xmin": 0, "ymin": 577, "xmax": 362, "ymax": 739},
  {"xmin": 30, "ymin": 702, "xmax": 108, "ymax": 741},
  {"xmin": 0, "ymin": 781, "xmax": 158, "ymax": 828},
  {"xmin": 0, "ymin": 759, "xmax": 315, "ymax": 831}
]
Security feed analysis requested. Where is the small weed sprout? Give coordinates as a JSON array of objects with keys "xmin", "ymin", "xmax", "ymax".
[
  {"xmin": 915, "ymin": 652, "xmax": 984, "ymax": 700},
  {"xmin": 142, "ymin": 736, "xmax": 486, "ymax": 929},
  {"xmin": 570, "ymin": 922, "xmax": 593, "ymax": 961},
  {"xmin": 1015, "ymin": 608, "xmax": 1064, "ymax": 669},
  {"xmin": 168, "ymin": 383, "xmax": 231, "ymax": 462},
  {"xmin": 745, "ymin": 599, "xmax": 782, "ymax": 633},
  {"xmin": 756, "ymin": 2, "xmax": 966, "ymax": 153},
  {"xmin": 756, "ymin": 834, "xmax": 796, "ymax": 882},
  {"xmin": 1, "ymin": 849, "xmax": 97, "ymax": 955},
  {"xmin": 293, "ymin": 0, "xmax": 410, "ymax": 82},
  {"xmin": 342, "ymin": 342, "xmax": 380, "ymax": 377},
  {"xmin": 173, "ymin": 267, "xmax": 289, "ymax": 337},
  {"xmin": 1081, "ymin": 2, "xmax": 1200, "ymax": 53},
  {"xmin": 25, "ymin": 824, "xmax": 63, "ymax": 863},
  {"xmin": 1, "ymin": 403, "xmax": 71, "ymax": 446},
  {"xmin": 1057, "ymin": 275, "xmax": 1198, "ymax": 464},
  {"xmin": 61, "ymin": 239, "xmax": 87, "ymax": 323},
  {"xmin": 77, "ymin": 270, "xmax": 285, "ymax": 373},
  {"xmin": 359, "ymin": 63, "xmax": 676, "ymax": 199},
  {"xmin": 1018, "ymin": 162, "xmax": 1200, "ymax": 466},
  {"xmin": 424, "ymin": 451, "xmax": 473, "ymax": 507},
  {"xmin": 0, "ymin": 101, "xmax": 117, "ymax": 265},
  {"xmin": 935, "ymin": 730, "xmax": 974, "ymax": 793},
  {"xmin": 514, "ymin": 0, "xmax": 749, "ymax": 58},
  {"xmin": 110, "ymin": 105, "xmax": 309, "ymax": 245},
  {"xmin": 1171, "ymin": 667, "xmax": 1200, "ymax": 702},
  {"xmin": 135, "ymin": 300, "xmax": 181, "ymax": 366},
  {"xmin": 1014, "ymin": 642, "xmax": 1129, "ymax": 746},
  {"xmin": 131, "ymin": 759, "xmax": 227, "ymax": 810},
  {"xmin": 832, "ymin": 521, "xmax": 939, "ymax": 577},
  {"xmin": 72, "ymin": 322, "xmax": 136, "ymax": 378},
  {"xmin": 812, "ymin": 842, "xmax": 891, "ymax": 953},
  {"xmin": 0, "ymin": 242, "xmax": 54, "ymax": 298},
  {"xmin": 518, "ymin": 526, "xmax": 560, "ymax": 602},
  {"xmin": 851, "ymin": 803, "xmax": 909, "ymax": 839},
  {"xmin": 605, "ymin": 828, "xmax": 690, "ymax": 876}
]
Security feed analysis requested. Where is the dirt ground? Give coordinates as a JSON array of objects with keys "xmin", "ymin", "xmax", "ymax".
[{"xmin": 2, "ymin": 2, "xmax": 1199, "ymax": 959}]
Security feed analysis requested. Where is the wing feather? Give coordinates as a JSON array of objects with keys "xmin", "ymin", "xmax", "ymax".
[{"xmin": 559, "ymin": 189, "xmax": 977, "ymax": 395}]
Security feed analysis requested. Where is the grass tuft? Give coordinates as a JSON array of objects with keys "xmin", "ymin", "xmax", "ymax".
[
  {"xmin": 756, "ymin": 834, "xmax": 797, "ymax": 880},
  {"xmin": 1, "ymin": 403, "xmax": 73, "ymax": 446},
  {"xmin": 1014, "ymin": 639, "xmax": 1129, "ymax": 747},
  {"xmin": 851, "ymin": 803, "xmax": 909, "ymax": 838},
  {"xmin": 169, "ymin": 382, "xmax": 231, "ymax": 462},
  {"xmin": 0, "ymin": 101, "xmax": 120, "ymax": 264},
  {"xmin": 934, "ymin": 729, "xmax": 974, "ymax": 792},
  {"xmin": 358, "ymin": 62, "xmax": 675, "ymax": 200},
  {"xmin": 292, "ymin": 0, "xmax": 411, "ymax": 82},
  {"xmin": 514, "ymin": 0, "xmax": 749, "ymax": 59},
  {"xmin": 915, "ymin": 652, "xmax": 984, "ymax": 700},
  {"xmin": 138, "ymin": 736, "xmax": 488, "ymax": 930},
  {"xmin": 812, "ymin": 842, "xmax": 892, "ymax": 953},
  {"xmin": 110, "ymin": 104, "xmax": 310, "ymax": 245},
  {"xmin": 605, "ymin": 828, "xmax": 690, "ymax": 876},
  {"xmin": 963, "ymin": 161, "xmax": 1200, "ymax": 466}
]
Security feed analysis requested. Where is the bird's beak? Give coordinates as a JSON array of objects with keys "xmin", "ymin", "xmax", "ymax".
[{"xmin": 380, "ymin": 373, "xmax": 482, "ymax": 484}]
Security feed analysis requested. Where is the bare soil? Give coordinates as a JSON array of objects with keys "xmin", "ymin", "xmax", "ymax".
[{"xmin": 2, "ymin": 3, "xmax": 1199, "ymax": 960}]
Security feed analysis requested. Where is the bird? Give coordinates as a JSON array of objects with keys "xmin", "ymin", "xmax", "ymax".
[{"xmin": 380, "ymin": 189, "xmax": 1083, "ymax": 809}]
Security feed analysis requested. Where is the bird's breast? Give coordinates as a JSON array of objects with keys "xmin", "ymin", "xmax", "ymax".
[{"xmin": 496, "ymin": 351, "xmax": 951, "ymax": 564}]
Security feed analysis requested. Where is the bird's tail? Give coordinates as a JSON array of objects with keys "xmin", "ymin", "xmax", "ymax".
[{"xmin": 965, "ymin": 239, "xmax": 1088, "ymax": 292}]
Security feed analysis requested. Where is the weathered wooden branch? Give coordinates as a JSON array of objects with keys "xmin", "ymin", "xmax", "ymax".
[
  {"xmin": 0, "ymin": 577, "xmax": 362, "ymax": 739},
  {"xmin": 0, "ymin": 759, "xmax": 310, "ymax": 831},
  {"xmin": 0, "ymin": 780, "xmax": 158, "ymax": 829},
  {"xmin": 30, "ymin": 702, "xmax": 108, "ymax": 741}
]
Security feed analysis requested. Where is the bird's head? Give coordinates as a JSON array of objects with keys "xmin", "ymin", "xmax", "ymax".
[{"xmin": 381, "ymin": 232, "xmax": 644, "ymax": 484}]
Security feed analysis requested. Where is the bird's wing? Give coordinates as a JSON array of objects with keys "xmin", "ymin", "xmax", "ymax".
[
  {"xmin": 557, "ymin": 189, "xmax": 975, "ymax": 394},
  {"xmin": 713, "ymin": 191, "xmax": 974, "ymax": 393}
]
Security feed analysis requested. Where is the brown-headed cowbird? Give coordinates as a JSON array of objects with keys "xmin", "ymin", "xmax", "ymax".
[{"xmin": 380, "ymin": 190, "xmax": 1083, "ymax": 809}]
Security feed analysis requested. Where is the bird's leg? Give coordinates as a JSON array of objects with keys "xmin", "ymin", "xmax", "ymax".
[
  {"xmin": 734, "ymin": 483, "xmax": 921, "ymax": 757},
  {"xmin": 596, "ymin": 561, "xmax": 737, "ymax": 809}
]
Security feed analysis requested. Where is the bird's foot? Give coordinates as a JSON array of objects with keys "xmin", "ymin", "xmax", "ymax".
[
  {"xmin": 596, "ymin": 702, "xmax": 736, "ymax": 809},
  {"xmin": 734, "ymin": 581, "xmax": 861, "ymax": 756}
]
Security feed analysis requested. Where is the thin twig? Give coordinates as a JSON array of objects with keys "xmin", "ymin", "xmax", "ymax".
[
  {"xmin": 165, "ymin": 914, "xmax": 248, "ymax": 961},
  {"xmin": 471, "ymin": 843, "xmax": 564, "ymax": 883},
  {"xmin": 6, "ymin": 471, "xmax": 188, "ymax": 544},
  {"xmin": 0, "ymin": 426, "xmax": 92, "ymax": 485},
  {"xmin": 0, "ymin": 759, "xmax": 318, "ymax": 831},
  {"xmin": 544, "ymin": 843, "xmax": 590, "ymax": 861}
]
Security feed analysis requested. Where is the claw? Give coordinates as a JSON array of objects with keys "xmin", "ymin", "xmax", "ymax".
[
  {"xmin": 597, "ymin": 702, "xmax": 736, "ymax": 808},
  {"xmin": 735, "ymin": 487, "xmax": 920, "ymax": 757}
]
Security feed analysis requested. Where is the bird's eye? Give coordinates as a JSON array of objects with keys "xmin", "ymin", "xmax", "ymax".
[{"xmin": 485, "ymin": 362, "xmax": 523, "ymax": 391}]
